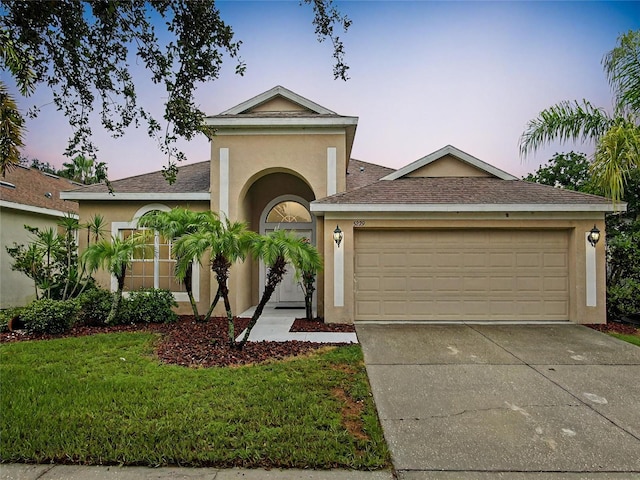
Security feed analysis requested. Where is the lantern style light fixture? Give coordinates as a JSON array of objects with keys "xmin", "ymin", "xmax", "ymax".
[
  {"xmin": 333, "ymin": 225, "xmax": 343, "ymax": 247},
  {"xmin": 587, "ymin": 225, "xmax": 601, "ymax": 247}
]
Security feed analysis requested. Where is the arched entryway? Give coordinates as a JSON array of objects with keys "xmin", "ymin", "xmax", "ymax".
[{"xmin": 260, "ymin": 195, "xmax": 315, "ymax": 307}]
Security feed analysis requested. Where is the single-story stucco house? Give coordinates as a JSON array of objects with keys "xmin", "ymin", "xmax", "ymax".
[
  {"xmin": 1, "ymin": 166, "xmax": 80, "ymax": 307},
  {"xmin": 61, "ymin": 86, "xmax": 622, "ymax": 324}
]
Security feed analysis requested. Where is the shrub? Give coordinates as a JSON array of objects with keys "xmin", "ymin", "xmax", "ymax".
[
  {"xmin": 21, "ymin": 299, "xmax": 80, "ymax": 335},
  {"xmin": 120, "ymin": 288, "xmax": 178, "ymax": 324},
  {"xmin": 76, "ymin": 287, "xmax": 113, "ymax": 326},
  {"xmin": 0, "ymin": 307, "xmax": 25, "ymax": 332},
  {"xmin": 607, "ymin": 279, "xmax": 640, "ymax": 320}
]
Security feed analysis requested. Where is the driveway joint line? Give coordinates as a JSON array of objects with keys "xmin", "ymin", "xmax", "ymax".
[{"xmin": 468, "ymin": 324, "xmax": 640, "ymax": 443}]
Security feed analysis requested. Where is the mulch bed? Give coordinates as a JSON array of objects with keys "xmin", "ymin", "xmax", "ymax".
[
  {"xmin": 586, "ymin": 321, "xmax": 640, "ymax": 336},
  {"xmin": 0, "ymin": 316, "xmax": 352, "ymax": 368},
  {"xmin": 290, "ymin": 318, "xmax": 356, "ymax": 333}
]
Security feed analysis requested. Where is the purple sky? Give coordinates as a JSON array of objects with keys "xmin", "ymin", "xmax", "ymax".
[{"xmin": 4, "ymin": 1, "xmax": 640, "ymax": 180}]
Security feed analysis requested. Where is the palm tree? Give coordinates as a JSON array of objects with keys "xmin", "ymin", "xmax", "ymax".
[
  {"xmin": 61, "ymin": 155, "xmax": 95, "ymax": 184},
  {"xmin": 137, "ymin": 208, "xmax": 212, "ymax": 319},
  {"xmin": 237, "ymin": 230, "xmax": 322, "ymax": 349},
  {"xmin": 84, "ymin": 213, "xmax": 107, "ymax": 245},
  {"xmin": 520, "ymin": 30, "xmax": 640, "ymax": 203},
  {"xmin": 0, "ymin": 81, "xmax": 25, "ymax": 176},
  {"xmin": 174, "ymin": 215, "xmax": 255, "ymax": 343},
  {"xmin": 81, "ymin": 234, "xmax": 147, "ymax": 325},
  {"xmin": 291, "ymin": 237, "xmax": 323, "ymax": 320}
]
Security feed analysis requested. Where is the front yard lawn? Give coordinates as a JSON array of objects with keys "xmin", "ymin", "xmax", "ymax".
[{"xmin": 0, "ymin": 332, "xmax": 390, "ymax": 469}]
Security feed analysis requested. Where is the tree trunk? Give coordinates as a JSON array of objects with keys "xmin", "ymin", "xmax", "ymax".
[
  {"xmin": 204, "ymin": 286, "xmax": 221, "ymax": 322},
  {"xmin": 237, "ymin": 257, "xmax": 286, "ymax": 349},
  {"xmin": 183, "ymin": 263, "xmax": 200, "ymax": 319},
  {"xmin": 107, "ymin": 267, "xmax": 126, "ymax": 325}
]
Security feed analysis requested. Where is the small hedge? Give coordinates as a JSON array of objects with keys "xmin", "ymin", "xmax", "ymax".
[
  {"xmin": 119, "ymin": 288, "xmax": 178, "ymax": 324},
  {"xmin": 76, "ymin": 287, "xmax": 113, "ymax": 326},
  {"xmin": 20, "ymin": 298, "xmax": 80, "ymax": 335}
]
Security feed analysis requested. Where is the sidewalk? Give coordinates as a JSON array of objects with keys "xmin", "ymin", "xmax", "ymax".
[{"xmin": 0, "ymin": 465, "xmax": 393, "ymax": 480}]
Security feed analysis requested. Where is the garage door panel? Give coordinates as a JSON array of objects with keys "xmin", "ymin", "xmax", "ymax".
[{"xmin": 354, "ymin": 229, "xmax": 569, "ymax": 322}]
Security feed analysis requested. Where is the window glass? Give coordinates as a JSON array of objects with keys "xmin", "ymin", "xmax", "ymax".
[{"xmin": 266, "ymin": 201, "xmax": 311, "ymax": 223}]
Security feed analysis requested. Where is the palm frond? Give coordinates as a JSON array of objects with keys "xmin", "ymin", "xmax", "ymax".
[
  {"xmin": 519, "ymin": 100, "xmax": 613, "ymax": 157},
  {"xmin": 603, "ymin": 30, "xmax": 640, "ymax": 116}
]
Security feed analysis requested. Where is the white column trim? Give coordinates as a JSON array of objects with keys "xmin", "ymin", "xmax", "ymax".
[
  {"xmin": 585, "ymin": 233, "xmax": 597, "ymax": 307},
  {"xmin": 327, "ymin": 147, "xmax": 337, "ymax": 196},
  {"xmin": 334, "ymin": 241, "xmax": 344, "ymax": 307},
  {"xmin": 219, "ymin": 148, "xmax": 229, "ymax": 218}
]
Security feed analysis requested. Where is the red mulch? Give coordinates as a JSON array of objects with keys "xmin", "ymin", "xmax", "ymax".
[
  {"xmin": 290, "ymin": 318, "xmax": 356, "ymax": 333},
  {"xmin": 0, "ymin": 316, "xmax": 351, "ymax": 368},
  {"xmin": 586, "ymin": 322, "xmax": 640, "ymax": 336}
]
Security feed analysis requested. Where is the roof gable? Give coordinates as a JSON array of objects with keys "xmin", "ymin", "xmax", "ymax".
[
  {"xmin": 220, "ymin": 85, "xmax": 336, "ymax": 115},
  {"xmin": 382, "ymin": 145, "xmax": 517, "ymax": 181}
]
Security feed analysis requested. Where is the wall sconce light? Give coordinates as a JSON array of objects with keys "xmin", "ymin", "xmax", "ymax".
[
  {"xmin": 333, "ymin": 225, "xmax": 343, "ymax": 247},
  {"xmin": 587, "ymin": 225, "xmax": 600, "ymax": 247}
]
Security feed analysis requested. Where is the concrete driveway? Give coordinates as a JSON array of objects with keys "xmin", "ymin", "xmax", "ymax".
[{"xmin": 356, "ymin": 324, "xmax": 640, "ymax": 479}]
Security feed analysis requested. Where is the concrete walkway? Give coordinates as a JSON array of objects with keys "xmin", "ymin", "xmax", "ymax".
[
  {"xmin": 357, "ymin": 323, "xmax": 640, "ymax": 480},
  {"xmin": 236, "ymin": 306, "xmax": 358, "ymax": 343},
  {"xmin": 0, "ymin": 465, "xmax": 392, "ymax": 480}
]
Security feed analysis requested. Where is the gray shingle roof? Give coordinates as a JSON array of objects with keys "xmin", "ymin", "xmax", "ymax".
[
  {"xmin": 67, "ymin": 161, "xmax": 210, "ymax": 194},
  {"xmin": 315, "ymin": 177, "xmax": 614, "ymax": 205},
  {"xmin": 347, "ymin": 159, "xmax": 395, "ymax": 191}
]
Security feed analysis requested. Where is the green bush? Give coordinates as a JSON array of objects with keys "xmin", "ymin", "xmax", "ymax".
[
  {"xmin": 21, "ymin": 299, "xmax": 80, "ymax": 335},
  {"xmin": 120, "ymin": 288, "xmax": 178, "ymax": 324},
  {"xmin": 607, "ymin": 279, "xmax": 640, "ymax": 319},
  {"xmin": 0, "ymin": 309, "xmax": 18, "ymax": 333},
  {"xmin": 76, "ymin": 287, "xmax": 113, "ymax": 326}
]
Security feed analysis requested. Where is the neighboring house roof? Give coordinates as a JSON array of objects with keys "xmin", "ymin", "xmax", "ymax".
[
  {"xmin": 0, "ymin": 166, "xmax": 79, "ymax": 217},
  {"xmin": 347, "ymin": 159, "xmax": 394, "ymax": 191},
  {"xmin": 61, "ymin": 161, "xmax": 211, "ymax": 201},
  {"xmin": 311, "ymin": 177, "xmax": 618, "ymax": 213}
]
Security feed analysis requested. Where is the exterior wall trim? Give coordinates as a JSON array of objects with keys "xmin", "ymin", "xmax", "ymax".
[
  {"xmin": 311, "ymin": 203, "xmax": 618, "ymax": 213},
  {"xmin": 218, "ymin": 85, "xmax": 338, "ymax": 115},
  {"xmin": 60, "ymin": 192, "xmax": 210, "ymax": 201},
  {"xmin": 204, "ymin": 117, "xmax": 358, "ymax": 128},
  {"xmin": 0, "ymin": 200, "xmax": 78, "ymax": 219}
]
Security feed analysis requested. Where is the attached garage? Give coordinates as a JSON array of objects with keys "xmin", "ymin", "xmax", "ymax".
[{"xmin": 354, "ymin": 229, "xmax": 570, "ymax": 322}]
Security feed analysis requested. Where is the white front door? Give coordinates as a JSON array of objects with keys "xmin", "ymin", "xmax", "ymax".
[{"xmin": 263, "ymin": 229, "xmax": 311, "ymax": 307}]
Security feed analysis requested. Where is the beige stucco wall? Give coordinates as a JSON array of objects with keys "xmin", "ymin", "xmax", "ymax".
[
  {"xmin": 77, "ymin": 200, "xmax": 211, "ymax": 315},
  {"xmin": 251, "ymin": 98, "xmax": 310, "ymax": 112},
  {"xmin": 406, "ymin": 155, "xmax": 493, "ymax": 178},
  {"xmin": 210, "ymin": 131, "xmax": 348, "ymax": 315},
  {"xmin": 0, "ymin": 207, "xmax": 65, "ymax": 308},
  {"xmin": 319, "ymin": 213, "xmax": 608, "ymax": 325}
]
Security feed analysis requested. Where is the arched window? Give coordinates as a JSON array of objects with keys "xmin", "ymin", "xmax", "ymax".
[
  {"xmin": 266, "ymin": 201, "xmax": 312, "ymax": 223},
  {"xmin": 111, "ymin": 205, "xmax": 198, "ymax": 302}
]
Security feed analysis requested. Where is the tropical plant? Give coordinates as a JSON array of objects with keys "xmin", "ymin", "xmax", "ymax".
[
  {"xmin": 59, "ymin": 154, "xmax": 108, "ymax": 185},
  {"xmin": 238, "ymin": 230, "xmax": 322, "ymax": 349},
  {"xmin": 174, "ymin": 215, "xmax": 255, "ymax": 343},
  {"xmin": 84, "ymin": 213, "xmax": 108, "ymax": 245},
  {"xmin": 5, "ymin": 215, "xmax": 91, "ymax": 301},
  {"xmin": 0, "ymin": 81, "xmax": 24, "ymax": 176},
  {"xmin": 81, "ymin": 233, "xmax": 147, "ymax": 325},
  {"xmin": 291, "ymin": 237, "xmax": 323, "ymax": 320},
  {"xmin": 520, "ymin": 30, "xmax": 640, "ymax": 203},
  {"xmin": 137, "ymin": 208, "xmax": 211, "ymax": 319}
]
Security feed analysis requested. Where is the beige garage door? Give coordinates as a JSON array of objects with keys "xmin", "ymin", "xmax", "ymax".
[{"xmin": 354, "ymin": 229, "xmax": 569, "ymax": 321}]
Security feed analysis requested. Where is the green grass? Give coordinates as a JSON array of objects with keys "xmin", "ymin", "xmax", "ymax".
[
  {"xmin": 0, "ymin": 333, "xmax": 390, "ymax": 469},
  {"xmin": 609, "ymin": 332, "xmax": 640, "ymax": 346}
]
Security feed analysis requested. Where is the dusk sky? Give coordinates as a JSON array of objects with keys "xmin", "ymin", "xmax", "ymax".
[{"xmin": 4, "ymin": 1, "xmax": 640, "ymax": 180}]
